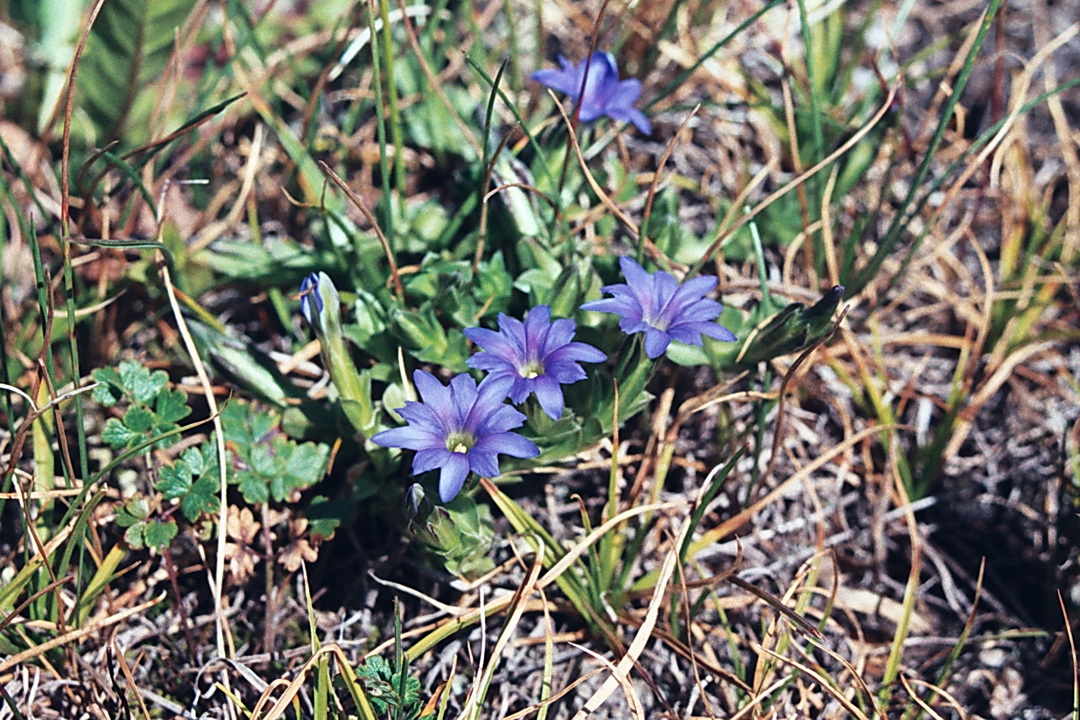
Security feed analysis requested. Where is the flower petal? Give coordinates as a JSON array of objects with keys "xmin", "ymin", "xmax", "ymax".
[
  {"xmin": 466, "ymin": 447, "xmax": 502, "ymax": 479},
  {"xmin": 532, "ymin": 375, "xmax": 565, "ymax": 419},
  {"xmin": 698, "ymin": 322, "xmax": 738, "ymax": 343},
  {"xmin": 496, "ymin": 313, "xmax": 528, "ymax": 357},
  {"xmin": 618, "ymin": 256, "xmax": 652, "ymax": 287},
  {"xmin": 448, "ymin": 373, "xmax": 479, "ymax": 421},
  {"xmin": 464, "ymin": 327, "xmax": 523, "ymax": 363},
  {"xmin": 546, "ymin": 343, "xmax": 600, "ymax": 365},
  {"xmin": 474, "ymin": 432, "xmax": 540, "ymax": 459},
  {"xmin": 438, "ymin": 454, "xmax": 471, "ymax": 502},
  {"xmin": 581, "ymin": 296, "xmax": 641, "ymax": 319},
  {"xmin": 413, "ymin": 447, "xmax": 453, "ymax": 474},
  {"xmin": 545, "ymin": 360, "xmax": 589, "ymax": 384},
  {"xmin": 542, "ymin": 317, "xmax": 577, "ymax": 355},
  {"xmin": 371, "ymin": 426, "xmax": 443, "ymax": 451},
  {"xmin": 531, "ymin": 61, "xmax": 581, "ymax": 96},
  {"xmin": 578, "ymin": 52, "xmax": 618, "ymax": 121},
  {"xmin": 605, "ymin": 77, "xmax": 642, "ymax": 111},
  {"xmin": 643, "ymin": 327, "xmax": 672, "ymax": 358},
  {"xmin": 412, "ymin": 371, "xmax": 455, "ymax": 426}
]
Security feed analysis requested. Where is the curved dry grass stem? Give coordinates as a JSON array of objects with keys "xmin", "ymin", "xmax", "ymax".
[
  {"xmin": 691, "ymin": 80, "xmax": 900, "ymax": 276},
  {"xmin": 317, "ymin": 160, "xmax": 405, "ymax": 300},
  {"xmin": 757, "ymin": 644, "xmax": 872, "ymax": 720}
]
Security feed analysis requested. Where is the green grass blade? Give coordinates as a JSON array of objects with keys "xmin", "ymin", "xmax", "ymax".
[{"xmin": 844, "ymin": 0, "xmax": 1003, "ymax": 296}]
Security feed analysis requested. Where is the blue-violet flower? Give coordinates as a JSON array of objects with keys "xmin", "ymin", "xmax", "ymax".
[
  {"xmin": 371, "ymin": 371, "xmax": 540, "ymax": 503},
  {"xmin": 464, "ymin": 305, "xmax": 606, "ymax": 420},
  {"xmin": 299, "ymin": 273, "xmax": 324, "ymax": 324},
  {"xmin": 532, "ymin": 52, "xmax": 651, "ymax": 135},
  {"xmin": 581, "ymin": 257, "xmax": 737, "ymax": 359}
]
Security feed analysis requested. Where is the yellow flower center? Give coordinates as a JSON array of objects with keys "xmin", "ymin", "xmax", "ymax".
[{"xmin": 446, "ymin": 432, "xmax": 474, "ymax": 454}]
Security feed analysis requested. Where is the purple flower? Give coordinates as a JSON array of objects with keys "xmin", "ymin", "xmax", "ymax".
[
  {"xmin": 581, "ymin": 257, "xmax": 737, "ymax": 359},
  {"xmin": 371, "ymin": 371, "xmax": 540, "ymax": 503},
  {"xmin": 299, "ymin": 273, "xmax": 324, "ymax": 324},
  {"xmin": 464, "ymin": 305, "xmax": 606, "ymax": 420},
  {"xmin": 532, "ymin": 52, "xmax": 651, "ymax": 135}
]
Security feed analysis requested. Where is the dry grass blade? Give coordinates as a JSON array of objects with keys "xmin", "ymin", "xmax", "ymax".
[
  {"xmin": 756, "ymin": 643, "xmax": 871, "ymax": 720},
  {"xmin": 0, "ymin": 595, "xmax": 163, "ymax": 674},
  {"xmin": 317, "ymin": 160, "xmax": 405, "ymax": 300},
  {"xmin": 569, "ymin": 642, "xmax": 646, "ymax": 720},
  {"xmin": 460, "ymin": 542, "xmax": 547, "ymax": 719},
  {"xmin": 694, "ymin": 423, "xmax": 906, "ymax": 550},
  {"xmin": 899, "ymin": 674, "xmax": 966, "ymax": 720},
  {"xmin": 726, "ymin": 575, "xmax": 822, "ymax": 640},
  {"xmin": 568, "ymin": 465, "xmax": 707, "ymax": 718}
]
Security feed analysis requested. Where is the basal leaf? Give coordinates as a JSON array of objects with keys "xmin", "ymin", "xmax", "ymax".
[
  {"xmin": 123, "ymin": 523, "xmax": 147, "ymax": 549},
  {"xmin": 306, "ymin": 495, "xmax": 346, "ymax": 540},
  {"xmin": 116, "ymin": 495, "xmax": 151, "ymax": 526},
  {"xmin": 249, "ymin": 445, "xmax": 276, "ymax": 477},
  {"xmin": 180, "ymin": 476, "xmax": 218, "ymax": 522},
  {"xmin": 91, "ymin": 367, "xmax": 123, "ymax": 405}
]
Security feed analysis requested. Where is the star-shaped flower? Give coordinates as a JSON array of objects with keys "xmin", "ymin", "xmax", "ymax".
[
  {"xmin": 371, "ymin": 371, "xmax": 540, "ymax": 502},
  {"xmin": 532, "ymin": 52, "xmax": 651, "ymax": 134},
  {"xmin": 581, "ymin": 257, "xmax": 737, "ymax": 359},
  {"xmin": 464, "ymin": 305, "xmax": 606, "ymax": 420}
]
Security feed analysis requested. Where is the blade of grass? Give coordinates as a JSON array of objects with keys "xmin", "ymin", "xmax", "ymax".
[
  {"xmin": 367, "ymin": 0, "xmax": 396, "ymax": 252},
  {"xmin": 843, "ymin": 0, "xmax": 1003, "ymax": 296},
  {"xmin": 645, "ymin": 0, "xmax": 785, "ymax": 110}
]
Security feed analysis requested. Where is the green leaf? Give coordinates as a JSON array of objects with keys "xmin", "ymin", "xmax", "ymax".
[
  {"xmin": 76, "ymin": 0, "xmax": 197, "ymax": 144},
  {"xmin": 102, "ymin": 417, "xmax": 138, "ymax": 449},
  {"xmin": 91, "ymin": 367, "xmax": 123, "ymax": 406},
  {"xmin": 282, "ymin": 440, "xmax": 330, "ymax": 489},
  {"xmin": 250, "ymin": 408, "xmax": 278, "ymax": 443},
  {"xmin": 155, "ymin": 389, "xmax": 191, "ymax": 424},
  {"xmin": 306, "ymin": 496, "xmax": 346, "ymax": 540},
  {"xmin": 123, "ymin": 523, "xmax": 147, "ymax": 549},
  {"xmin": 157, "ymin": 446, "xmax": 219, "ymax": 521},
  {"xmin": 143, "ymin": 519, "xmax": 178, "ymax": 550},
  {"xmin": 182, "ymin": 446, "xmax": 205, "ymax": 476},
  {"xmin": 123, "ymin": 405, "xmax": 155, "ymax": 433},
  {"xmin": 221, "ymin": 401, "xmax": 253, "ymax": 448},
  {"xmin": 249, "ymin": 445, "xmax": 276, "ymax": 477},
  {"xmin": 117, "ymin": 360, "xmax": 167, "ymax": 404},
  {"xmin": 236, "ymin": 471, "xmax": 270, "ymax": 505},
  {"xmin": 156, "ymin": 462, "xmax": 193, "ymax": 499},
  {"xmin": 116, "ymin": 495, "xmax": 151, "ymax": 526},
  {"xmin": 181, "ymin": 476, "xmax": 218, "ymax": 522}
]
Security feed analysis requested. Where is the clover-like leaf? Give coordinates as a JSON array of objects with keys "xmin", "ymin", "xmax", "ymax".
[
  {"xmin": 158, "ymin": 446, "xmax": 219, "ymax": 522},
  {"xmin": 116, "ymin": 495, "xmax": 152, "ymax": 527},
  {"xmin": 236, "ymin": 471, "xmax": 270, "ymax": 505},
  {"xmin": 157, "ymin": 462, "xmax": 192, "ymax": 497},
  {"xmin": 102, "ymin": 418, "xmax": 139, "ymax": 449},
  {"xmin": 123, "ymin": 405, "xmax": 155, "ymax": 433},
  {"xmin": 91, "ymin": 368, "xmax": 123, "ymax": 406},
  {"xmin": 143, "ymin": 519, "xmax": 178, "ymax": 550},
  {"xmin": 306, "ymin": 495, "xmax": 346, "ymax": 540},
  {"xmin": 116, "ymin": 495, "xmax": 172, "ymax": 550},
  {"xmin": 155, "ymin": 389, "xmax": 192, "ymax": 424},
  {"xmin": 120, "ymin": 361, "xmax": 169, "ymax": 404}
]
